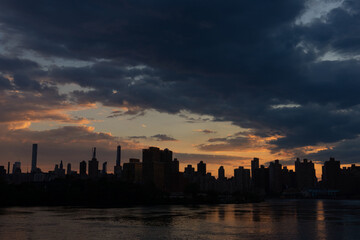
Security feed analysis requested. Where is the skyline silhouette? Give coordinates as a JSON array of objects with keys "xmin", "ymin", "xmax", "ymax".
[
  {"xmin": 2, "ymin": 143, "xmax": 356, "ymax": 178},
  {"xmin": 1, "ymin": 143, "xmax": 359, "ymax": 204}
]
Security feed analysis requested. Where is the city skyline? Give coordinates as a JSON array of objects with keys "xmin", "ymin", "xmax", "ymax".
[
  {"xmin": 3, "ymin": 144, "xmax": 359, "ymax": 201},
  {"xmin": 3, "ymin": 142, "xmax": 355, "ymax": 180},
  {"xmin": 1, "ymin": 1, "xmax": 360, "ymax": 178}
]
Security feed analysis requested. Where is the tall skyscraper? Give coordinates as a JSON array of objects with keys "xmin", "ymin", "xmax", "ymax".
[
  {"xmin": 7, "ymin": 162, "xmax": 10, "ymax": 174},
  {"xmin": 234, "ymin": 166, "xmax": 251, "ymax": 192},
  {"xmin": 142, "ymin": 147, "xmax": 162, "ymax": 184},
  {"xmin": 116, "ymin": 145, "xmax": 121, "ymax": 166},
  {"xmin": 269, "ymin": 160, "xmax": 282, "ymax": 194},
  {"xmin": 80, "ymin": 161, "xmax": 87, "ymax": 176},
  {"xmin": 142, "ymin": 147, "xmax": 178, "ymax": 191},
  {"xmin": 197, "ymin": 161, "xmax": 206, "ymax": 176},
  {"xmin": 12, "ymin": 162, "xmax": 21, "ymax": 174},
  {"xmin": 322, "ymin": 157, "xmax": 341, "ymax": 189},
  {"xmin": 218, "ymin": 166, "xmax": 225, "ymax": 180},
  {"xmin": 102, "ymin": 162, "xmax": 107, "ymax": 175},
  {"xmin": 251, "ymin": 157, "xmax": 259, "ymax": 178},
  {"xmin": 123, "ymin": 158, "xmax": 142, "ymax": 183},
  {"xmin": 295, "ymin": 158, "xmax": 317, "ymax": 190},
  {"xmin": 88, "ymin": 147, "xmax": 99, "ymax": 178},
  {"xmin": 253, "ymin": 165, "xmax": 269, "ymax": 191},
  {"xmin": 31, "ymin": 143, "xmax": 38, "ymax": 173},
  {"xmin": 67, "ymin": 163, "xmax": 71, "ymax": 175},
  {"xmin": 114, "ymin": 145, "xmax": 122, "ymax": 176}
]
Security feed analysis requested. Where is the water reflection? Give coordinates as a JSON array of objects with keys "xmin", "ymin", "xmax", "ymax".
[{"xmin": 0, "ymin": 200, "xmax": 360, "ymax": 240}]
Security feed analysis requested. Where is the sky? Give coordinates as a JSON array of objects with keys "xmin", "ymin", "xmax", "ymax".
[{"xmin": 0, "ymin": 0, "xmax": 359, "ymax": 177}]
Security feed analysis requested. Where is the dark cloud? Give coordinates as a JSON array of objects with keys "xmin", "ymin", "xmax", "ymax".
[
  {"xmin": 0, "ymin": 55, "xmax": 89, "ymax": 124},
  {"xmin": 0, "ymin": 75, "xmax": 11, "ymax": 89},
  {"xmin": 151, "ymin": 134, "xmax": 177, "ymax": 142},
  {"xmin": 128, "ymin": 134, "xmax": 177, "ymax": 141},
  {"xmin": 128, "ymin": 136, "xmax": 148, "ymax": 140},
  {"xmin": 306, "ymin": 137, "xmax": 360, "ymax": 164},
  {"xmin": 178, "ymin": 114, "xmax": 214, "ymax": 123},
  {"xmin": 0, "ymin": 55, "xmax": 39, "ymax": 73},
  {"xmin": 1, "ymin": 0, "xmax": 360, "ymax": 159},
  {"xmin": 107, "ymin": 109, "xmax": 145, "ymax": 119},
  {"xmin": 196, "ymin": 132, "xmax": 265, "ymax": 152},
  {"xmin": 193, "ymin": 129, "xmax": 217, "ymax": 134}
]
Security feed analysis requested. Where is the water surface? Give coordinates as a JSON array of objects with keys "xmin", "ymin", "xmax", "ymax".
[{"xmin": 0, "ymin": 200, "xmax": 359, "ymax": 240}]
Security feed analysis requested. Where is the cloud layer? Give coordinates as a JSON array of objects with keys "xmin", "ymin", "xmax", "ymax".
[{"xmin": 0, "ymin": 1, "xmax": 360, "ymax": 164}]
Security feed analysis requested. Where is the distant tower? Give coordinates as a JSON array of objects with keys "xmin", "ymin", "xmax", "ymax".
[
  {"xmin": 295, "ymin": 158, "xmax": 316, "ymax": 190},
  {"xmin": 184, "ymin": 164, "xmax": 195, "ymax": 176},
  {"xmin": 80, "ymin": 161, "xmax": 87, "ymax": 176},
  {"xmin": 197, "ymin": 161, "xmax": 206, "ymax": 176},
  {"xmin": 116, "ymin": 145, "xmax": 121, "ymax": 166},
  {"xmin": 322, "ymin": 157, "xmax": 340, "ymax": 189},
  {"xmin": 31, "ymin": 143, "xmax": 38, "ymax": 173},
  {"xmin": 218, "ymin": 166, "xmax": 225, "ymax": 180},
  {"xmin": 7, "ymin": 162, "xmax": 10, "ymax": 174},
  {"xmin": 12, "ymin": 162, "xmax": 21, "ymax": 174},
  {"xmin": 102, "ymin": 162, "xmax": 107, "ymax": 175},
  {"xmin": 92, "ymin": 147, "xmax": 96, "ymax": 159},
  {"xmin": 67, "ymin": 163, "xmax": 71, "ymax": 175},
  {"xmin": 114, "ymin": 145, "xmax": 122, "ymax": 176},
  {"xmin": 60, "ymin": 160, "xmax": 64, "ymax": 170},
  {"xmin": 251, "ymin": 157, "xmax": 259, "ymax": 178},
  {"xmin": 88, "ymin": 147, "xmax": 99, "ymax": 178},
  {"xmin": 269, "ymin": 160, "xmax": 282, "ymax": 194}
]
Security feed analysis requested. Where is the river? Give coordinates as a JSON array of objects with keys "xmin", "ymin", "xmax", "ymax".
[{"xmin": 0, "ymin": 199, "xmax": 359, "ymax": 240}]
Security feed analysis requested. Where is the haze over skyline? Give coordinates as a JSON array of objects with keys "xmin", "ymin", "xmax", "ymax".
[{"xmin": 1, "ymin": 0, "xmax": 360, "ymax": 177}]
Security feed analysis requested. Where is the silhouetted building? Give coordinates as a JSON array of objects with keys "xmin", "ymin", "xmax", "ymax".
[
  {"xmin": 0, "ymin": 166, "xmax": 6, "ymax": 177},
  {"xmin": 197, "ymin": 161, "xmax": 206, "ymax": 176},
  {"xmin": 184, "ymin": 164, "xmax": 195, "ymax": 176},
  {"xmin": 142, "ymin": 147, "xmax": 179, "ymax": 191},
  {"xmin": 322, "ymin": 157, "xmax": 341, "ymax": 189},
  {"xmin": 173, "ymin": 158, "xmax": 179, "ymax": 172},
  {"xmin": 295, "ymin": 158, "xmax": 317, "ymax": 190},
  {"xmin": 116, "ymin": 145, "xmax": 121, "ymax": 166},
  {"xmin": 52, "ymin": 161, "xmax": 65, "ymax": 178},
  {"xmin": 123, "ymin": 158, "xmax": 142, "ymax": 183},
  {"xmin": 253, "ymin": 165, "xmax": 269, "ymax": 192},
  {"xmin": 234, "ymin": 166, "xmax": 250, "ymax": 192},
  {"xmin": 67, "ymin": 163, "xmax": 71, "ymax": 175},
  {"xmin": 114, "ymin": 145, "xmax": 122, "ymax": 176},
  {"xmin": 7, "ymin": 162, "xmax": 10, "ymax": 174},
  {"xmin": 282, "ymin": 166, "xmax": 296, "ymax": 190},
  {"xmin": 12, "ymin": 162, "xmax": 21, "ymax": 174},
  {"xmin": 102, "ymin": 162, "xmax": 107, "ymax": 175},
  {"xmin": 80, "ymin": 161, "xmax": 87, "ymax": 176},
  {"xmin": 340, "ymin": 164, "xmax": 360, "ymax": 195},
  {"xmin": 143, "ymin": 147, "xmax": 161, "ymax": 185},
  {"xmin": 269, "ymin": 160, "xmax": 282, "ymax": 194},
  {"xmin": 31, "ymin": 143, "xmax": 38, "ymax": 173},
  {"xmin": 88, "ymin": 147, "xmax": 99, "ymax": 178},
  {"xmin": 251, "ymin": 157, "xmax": 259, "ymax": 178},
  {"xmin": 218, "ymin": 166, "xmax": 225, "ymax": 180}
]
